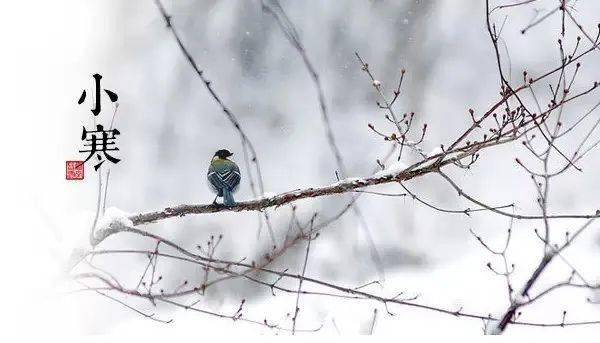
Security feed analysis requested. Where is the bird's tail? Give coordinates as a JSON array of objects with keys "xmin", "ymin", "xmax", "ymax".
[{"xmin": 223, "ymin": 188, "xmax": 235, "ymax": 206}]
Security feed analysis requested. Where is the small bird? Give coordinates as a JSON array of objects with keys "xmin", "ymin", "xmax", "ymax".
[{"xmin": 207, "ymin": 149, "xmax": 241, "ymax": 206}]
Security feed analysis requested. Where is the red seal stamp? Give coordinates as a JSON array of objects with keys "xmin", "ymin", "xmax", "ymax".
[{"xmin": 66, "ymin": 161, "xmax": 85, "ymax": 180}]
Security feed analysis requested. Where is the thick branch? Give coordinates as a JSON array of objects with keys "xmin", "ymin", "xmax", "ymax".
[{"xmin": 129, "ymin": 160, "xmax": 443, "ymax": 226}]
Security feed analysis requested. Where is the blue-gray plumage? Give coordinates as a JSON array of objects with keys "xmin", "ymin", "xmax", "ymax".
[{"xmin": 207, "ymin": 149, "xmax": 241, "ymax": 206}]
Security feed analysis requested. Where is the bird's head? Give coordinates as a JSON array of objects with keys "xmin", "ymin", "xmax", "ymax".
[{"xmin": 214, "ymin": 149, "xmax": 234, "ymax": 159}]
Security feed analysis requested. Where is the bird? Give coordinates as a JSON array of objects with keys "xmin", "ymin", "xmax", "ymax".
[{"xmin": 207, "ymin": 149, "xmax": 241, "ymax": 206}]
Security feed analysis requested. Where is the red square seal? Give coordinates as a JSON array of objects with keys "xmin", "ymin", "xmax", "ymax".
[{"xmin": 66, "ymin": 161, "xmax": 85, "ymax": 180}]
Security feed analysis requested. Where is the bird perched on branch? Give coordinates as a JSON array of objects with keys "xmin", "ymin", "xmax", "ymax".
[{"xmin": 207, "ymin": 149, "xmax": 241, "ymax": 206}]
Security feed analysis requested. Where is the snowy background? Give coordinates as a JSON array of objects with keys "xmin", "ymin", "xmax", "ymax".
[{"xmin": 3, "ymin": 0, "xmax": 600, "ymax": 336}]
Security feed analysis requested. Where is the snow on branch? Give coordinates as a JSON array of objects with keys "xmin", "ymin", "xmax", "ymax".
[{"xmin": 124, "ymin": 158, "xmax": 446, "ymax": 228}]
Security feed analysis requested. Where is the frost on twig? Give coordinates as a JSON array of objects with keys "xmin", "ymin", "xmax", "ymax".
[
  {"xmin": 373, "ymin": 160, "xmax": 408, "ymax": 177},
  {"xmin": 90, "ymin": 207, "xmax": 134, "ymax": 246},
  {"xmin": 96, "ymin": 207, "xmax": 133, "ymax": 231},
  {"xmin": 427, "ymin": 146, "xmax": 443, "ymax": 157},
  {"xmin": 66, "ymin": 208, "xmax": 135, "ymax": 272},
  {"xmin": 484, "ymin": 318, "xmax": 502, "ymax": 335}
]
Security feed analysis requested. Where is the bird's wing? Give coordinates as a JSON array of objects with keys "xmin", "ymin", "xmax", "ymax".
[
  {"xmin": 207, "ymin": 172, "xmax": 223, "ymax": 195},
  {"xmin": 208, "ymin": 161, "xmax": 241, "ymax": 192}
]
